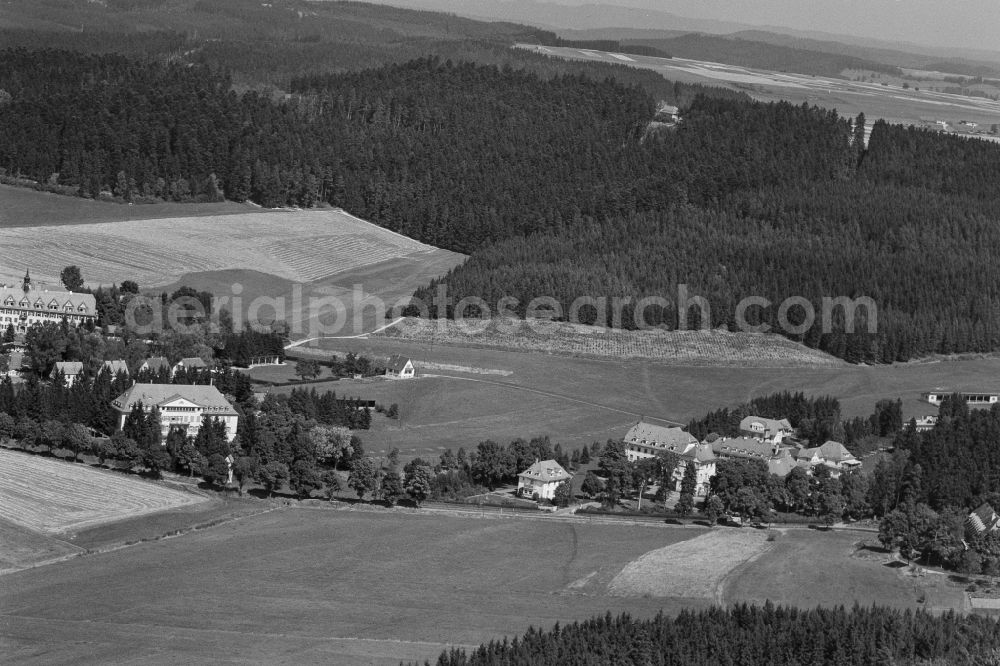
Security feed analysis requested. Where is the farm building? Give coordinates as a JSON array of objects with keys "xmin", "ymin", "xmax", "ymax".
[
  {"xmin": 1, "ymin": 350, "xmax": 24, "ymax": 379},
  {"xmin": 923, "ymin": 389, "xmax": 1000, "ymax": 406},
  {"xmin": 101, "ymin": 360, "xmax": 130, "ymax": 377},
  {"xmin": 0, "ymin": 269, "xmax": 95, "ymax": 333},
  {"xmin": 517, "ymin": 459, "xmax": 571, "ymax": 500},
  {"xmin": 50, "ymin": 361, "xmax": 84, "ymax": 387},
  {"xmin": 623, "ymin": 421, "xmax": 699, "ymax": 462},
  {"xmin": 794, "ymin": 440, "xmax": 861, "ymax": 476},
  {"xmin": 111, "ymin": 383, "xmax": 239, "ymax": 442},
  {"xmin": 968, "ymin": 503, "xmax": 1000, "ymax": 535},
  {"xmin": 139, "ymin": 357, "xmax": 170, "ymax": 375},
  {"xmin": 385, "ymin": 355, "xmax": 415, "ymax": 379},
  {"xmin": 739, "ymin": 415, "xmax": 793, "ymax": 443},
  {"xmin": 172, "ymin": 357, "xmax": 208, "ymax": 376}
]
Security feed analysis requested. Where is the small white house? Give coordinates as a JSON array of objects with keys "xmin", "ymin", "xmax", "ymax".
[
  {"xmin": 51, "ymin": 361, "xmax": 84, "ymax": 387},
  {"xmin": 517, "ymin": 459, "xmax": 571, "ymax": 500},
  {"xmin": 102, "ymin": 359, "xmax": 130, "ymax": 378},
  {"xmin": 739, "ymin": 415, "xmax": 793, "ymax": 444},
  {"xmin": 385, "ymin": 354, "xmax": 415, "ymax": 379},
  {"xmin": 172, "ymin": 356, "xmax": 208, "ymax": 377}
]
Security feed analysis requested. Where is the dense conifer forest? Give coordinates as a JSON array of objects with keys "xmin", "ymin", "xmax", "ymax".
[
  {"xmin": 429, "ymin": 605, "xmax": 1000, "ymax": 665},
  {"xmin": 3, "ymin": 12, "xmax": 1000, "ymax": 362}
]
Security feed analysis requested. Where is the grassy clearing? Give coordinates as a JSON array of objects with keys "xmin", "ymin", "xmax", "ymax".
[
  {"xmin": 375, "ymin": 317, "xmax": 844, "ymax": 367},
  {"xmin": 0, "ymin": 518, "xmax": 83, "ymax": 572},
  {"xmin": 608, "ymin": 528, "xmax": 771, "ymax": 599},
  {"xmin": 289, "ymin": 337, "xmax": 1000, "ymax": 460},
  {"xmin": 724, "ymin": 528, "xmax": 968, "ymax": 612},
  {"xmin": 0, "ymin": 449, "xmax": 206, "ymax": 534},
  {"xmin": 0, "ymin": 509, "xmax": 704, "ymax": 664},
  {"xmin": 0, "ymin": 183, "xmax": 260, "ymax": 227}
]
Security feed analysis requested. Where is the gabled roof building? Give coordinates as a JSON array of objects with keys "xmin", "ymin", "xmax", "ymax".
[
  {"xmin": 517, "ymin": 459, "xmax": 571, "ymax": 500},
  {"xmin": 112, "ymin": 383, "xmax": 239, "ymax": 442},
  {"xmin": 0, "ymin": 269, "xmax": 96, "ymax": 333}
]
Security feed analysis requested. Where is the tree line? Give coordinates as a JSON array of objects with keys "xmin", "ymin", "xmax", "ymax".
[{"xmin": 430, "ymin": 604, "xmax": 1000, "ymax": 665}]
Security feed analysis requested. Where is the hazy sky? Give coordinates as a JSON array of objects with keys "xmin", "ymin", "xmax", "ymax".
[{"xmin": 554, "ymin": 0, "xmax": 1000, "ymax": 52}]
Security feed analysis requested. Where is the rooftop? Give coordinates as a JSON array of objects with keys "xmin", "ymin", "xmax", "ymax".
[
  {"xmin": 112, "ymin": 383, "xmax": 237, "ymax": 416},
  {"xmin": 624, "ymin": 421, "xmax": 698, "ymax": 453},
  {"xmin": 518, "ymin": 459, "xmax": 571, "ymax": 483}
]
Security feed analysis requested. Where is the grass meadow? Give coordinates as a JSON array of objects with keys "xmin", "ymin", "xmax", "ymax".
[
  {"xmin": 0, "ymin": 509, "xmax": 709, "ymax": 665},
  {"xmin": 0, "ymin": 183, "xmax": 258, "ymax": 227},
  {"xmin": 282, "ymin": 336, "xmax": 999, "ymax": 460}
]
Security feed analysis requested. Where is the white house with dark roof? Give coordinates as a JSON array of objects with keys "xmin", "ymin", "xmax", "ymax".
[
  {"xmin": 139, "ymin": 357, "xmax": 170, "ymax": 375},
  {"xmin": 794, "ymin": 440, "xmax": 861, "ymax": 476},
  {"xmin": 0, "ymin": 270, "xmax": 96, "ymax": 333},
  {"xmin": 385, "ymin": 354, "xmax": 414, "ymax": 379},
  {"xmin": 739, "ymin": 415, "xmax": 793, "ymax": 443},
  {"xmin": 111, "ymin": 383, "xmax": 239, "ymax": 442},
  {"xmin": 670, "ymin": 442, "xmax": 717, "ymax": 497},
  {"xmin": 517, "ymin": 459, "xmax": 571, "ymax": 500},
  {"xmin": 968, "ymin": 503, "xmax": 1000, "ymax": 535},
  {"xmin": 50, "ymin": 361, "xmax": 84, "ymax": 387},
  {"xmin": 172, "ymin": 356, "xmax": 208, "ymax": 377},
  {"xmin": 101, "ymin": 360, "xmax": 130, "ymax": 377}
]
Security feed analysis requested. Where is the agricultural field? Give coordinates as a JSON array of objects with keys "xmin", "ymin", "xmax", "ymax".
[
  {"xmin": 0, "ymin": 509, "xmax": 708, "ymax": 664},
  {"xmin": 0, "ymin": 208, "xmax": 443, "ymax": 288},
  {"xmin": 0, "ymin": 187, "xmax": 466, "ymax": 336},
  {"xmin": 520, "ymin": 45, "xmax": 1000, "ymax": 129},
  {"xmin": 608, "ymin": 529, "xmax": 771, "ymax": 600},
  {"xmin": 374, "ymin": 316, "xmax": 845, "ymax": 367},
  {"xmin": 0, "ymin": 449, "xmax": 205, "ymax": 534},
  {"xmin": 0, "ymin": 509, "xmax": 970, "ymax": 664},
  {"xmin": 0, "ymin": 183, "xmax": 260, "ymax": 227},
  {"xmin": 724, "ymin": 528, "xmax": 968, "ymax": 613},
  {"xmin": 286, "ymin": 336, "xmax": 1000, "ymax": 460}
]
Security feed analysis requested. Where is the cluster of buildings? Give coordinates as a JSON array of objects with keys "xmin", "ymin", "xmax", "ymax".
[
  {"xmin": 622, "ymin": 417, "xmax": 861, "ymax": 498},
  {"xmin": 0, "ymin": 270, "xmax": 96, "ymax": 334}
]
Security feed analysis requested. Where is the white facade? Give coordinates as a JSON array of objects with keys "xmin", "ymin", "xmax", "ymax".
[
  {"xmin": 112, "ymin": 384, "xmax": 239, "ymax": 443},
  {"xmin": 0, "ymin": 271, "xmax": 96, "ymax": 333},
  {"xmin": 517, "ymin": 460, "xmax": 571, "ymax": 500}
]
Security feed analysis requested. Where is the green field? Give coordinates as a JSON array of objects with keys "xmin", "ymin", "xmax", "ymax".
[
  {"xmin": 279, "ymin": 337, "xmax": 997, "ymax": 459},
  {"xmin": 0, "ymin": 509, "xmax": 708, "ymax": 665},
  {"xmin": 0, "ymin": 183, "xmax": 261, "ymax": 227},
  {"xmin": 1, "ymin": 507, "xmax": 975, "ymax": 664},
  {"xmin": 724, "ymin": 528, "xmax": 968, "ymax": 612}
]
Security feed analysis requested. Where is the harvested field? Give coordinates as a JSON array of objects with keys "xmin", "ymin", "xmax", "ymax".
[
  {"xmin": 0, "ymin": 449, "xmax": 206, "ymax": 534},
  {"xmin": 0, "ymin": 209, "xmax": 441, "ymax": 288},
  {"xmin": 608, "ymin": 529, "xmax": 771, "ymax": 599},
  {"xmin": 375, "ymin": 317, "xmax": 844, "ymax": 367}
]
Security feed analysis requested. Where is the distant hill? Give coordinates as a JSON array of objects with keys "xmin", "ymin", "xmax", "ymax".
[
  {"xmin": 620, "ymin": 33, "xmax": 902, "ymax": 77},
  {"xmin": 731, "ymin": 30, "xmax": 1000, "ymax": 77}
]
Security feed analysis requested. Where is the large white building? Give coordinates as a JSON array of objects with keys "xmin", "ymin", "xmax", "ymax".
[
  {"xmin": 0, "ymin": 270, "xmax": 96, "ymax": 333},
  {"xmin": 112, "ymin": 383, "xmax": 239, "ymax": 443},
  {"xmin": 623, "ymin": 421, "xmax": 716, "ymax": 497}
]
